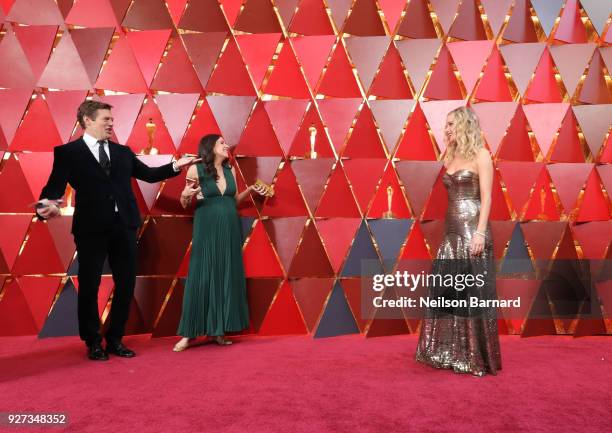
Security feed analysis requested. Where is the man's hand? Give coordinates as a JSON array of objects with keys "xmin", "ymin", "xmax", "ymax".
[
  {"xmin": 175, "ymin": 156, "xmax": 202, "ymax": 170},
  {"xmin": 35, "ymin": 199, "xmax": 63, "ymax": 219}
]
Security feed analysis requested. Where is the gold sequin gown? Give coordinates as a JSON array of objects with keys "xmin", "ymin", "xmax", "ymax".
[{"xmin": 415, "ymin": 169, "xmax": 501, "ymax": 376}]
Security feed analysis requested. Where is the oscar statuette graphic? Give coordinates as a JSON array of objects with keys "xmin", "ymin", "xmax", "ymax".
[
  {"xmin": 307, "ymin": 124, "xmax": 318, "ymax": 159},
  {"xmin": 537, "ymin": 186, "xmax": 547, "ymax": 220},
  {"xmin": 382, "ymin": 185, "xmax": 395, "ymax": 219},
  {"xmin": 140, "ymin": 118, "xmax": 159, "ymax": 155},
  {"xmin": 61, "ymin": 185, "xmax": 75, "ymax": 216}
]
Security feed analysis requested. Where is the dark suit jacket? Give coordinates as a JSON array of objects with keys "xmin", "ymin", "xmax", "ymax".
[{"xmin": 40, "ymin": 137, "xmax": 180, "ymax": 234}]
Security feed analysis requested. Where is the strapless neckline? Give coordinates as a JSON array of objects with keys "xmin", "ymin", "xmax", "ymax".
[{"xmin": 444, "ymin": 168, "xmax": 479, "ymax": 178}]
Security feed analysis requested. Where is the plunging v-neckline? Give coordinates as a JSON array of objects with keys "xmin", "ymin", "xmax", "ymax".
[{"xmin": 215, "ymin": 167, "xmax": 227, "ymax": 196}]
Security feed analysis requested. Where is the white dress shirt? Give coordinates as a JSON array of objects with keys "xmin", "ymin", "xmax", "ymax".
[
  {"xmin": 83, "ymin": 132, "xmax": 117, "ymax": 211},
  {"xmin": 83, "ymin": 132, "xmax": 110, "ymax": 164}
]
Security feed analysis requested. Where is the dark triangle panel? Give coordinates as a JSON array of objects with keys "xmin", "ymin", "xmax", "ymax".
[
  {"xmin": 368, "ymin": 219, "xmax": 413, "ymax": 272},
  {"xmin": 38, "ymin": 279, "xmax": 79, "ymax": 338},
  {"xmin": 500, "ymin": 224, "xmax": 534, "ymax": 275},
  {"xmin": 341, "ymin": 220, "xmax": 383, "ymax": 277},
  {"xmin": 240, "ymin": 216, "xmax": 256, "ymax": 245},
  {"xmin": 314, "ymin": 281, "xmax": 360, "ymax": 338}
]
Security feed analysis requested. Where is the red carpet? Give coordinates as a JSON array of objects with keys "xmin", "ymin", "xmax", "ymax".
[{"xmin": 1, "ymin": 335, "xmax": 610, "ymax": 433}]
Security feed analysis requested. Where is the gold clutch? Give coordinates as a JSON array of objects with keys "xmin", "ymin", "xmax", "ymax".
[{"xmin": 255, "ymin": 179, "xmax": 274, "ymax": 197}]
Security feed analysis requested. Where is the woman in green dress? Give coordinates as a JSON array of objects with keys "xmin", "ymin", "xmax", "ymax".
[{"xmin": 173, "ymin": 134, "xmax": 265, "ymax": 351}]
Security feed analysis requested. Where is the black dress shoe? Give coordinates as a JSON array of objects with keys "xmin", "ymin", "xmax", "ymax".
[
  {"xmin": 105, "ymin": 342, "xmax": 136, "ymax": 358},
  {"xmin": 87, "ymin": 343, "xmax": 109, "ymax": 361}
]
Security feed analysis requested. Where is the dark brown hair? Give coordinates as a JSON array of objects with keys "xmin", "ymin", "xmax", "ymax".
[
  {"xmin": 77, "ymin": 100, "xmax": 113, "ymax": 129},
  {"xmin": 198, "ymin": 134, "xmax": 229, "ymax": 181}
]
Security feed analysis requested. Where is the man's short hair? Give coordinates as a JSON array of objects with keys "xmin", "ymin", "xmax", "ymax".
[{"xmin": 77, "ymin": 100, "xmax": 113, "ymax": 129}]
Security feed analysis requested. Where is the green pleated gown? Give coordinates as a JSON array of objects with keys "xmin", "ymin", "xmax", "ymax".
[{"xmin": 177, "ymin": 163, "xmax": 249, "ymax": 338}]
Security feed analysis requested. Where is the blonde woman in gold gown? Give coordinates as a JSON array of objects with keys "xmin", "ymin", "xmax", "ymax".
[{"xmin": 415, "ymin": 107, "xmax": 501, "ymax": 376}]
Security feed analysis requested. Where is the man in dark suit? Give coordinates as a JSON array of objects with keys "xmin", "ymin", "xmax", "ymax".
[{"xmin": 37, "ymin": 100, "xmax": 200, "ymax": 361}]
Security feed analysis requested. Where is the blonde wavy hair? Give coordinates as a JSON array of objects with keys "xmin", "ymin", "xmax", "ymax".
[{"xmin": 443, "ymin": 107, "xmax": 485, "ymax": 163}]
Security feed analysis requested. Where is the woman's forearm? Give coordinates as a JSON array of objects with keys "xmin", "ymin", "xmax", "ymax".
[
  {"xmin": 476, "ymin": 151, "xmax": 494, "ymax": 234},
  {"xmin": 180, "ymin": 190, "xmax": 192, "ymax": 209},
  {"xmin": 235, "ymin": 187, "xmax": 251, "ymax": 205},
  {"xmin": 477, "ymin": 195, "xmax": 491, "ymax": 233}
]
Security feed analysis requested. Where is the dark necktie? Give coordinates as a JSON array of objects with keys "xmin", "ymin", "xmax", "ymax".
[{"xmin": 98, "ymin": 140, "xmax": 110, "ymax": 175}]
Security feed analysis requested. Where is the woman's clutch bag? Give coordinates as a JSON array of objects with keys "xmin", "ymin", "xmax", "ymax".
[{"xmin": 255, "ymin": 179, "xmax": 274, "ymax": 197}]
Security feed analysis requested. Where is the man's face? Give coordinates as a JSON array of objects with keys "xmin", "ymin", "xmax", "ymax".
[{"xmin": 84, "ymin": 109, "xmax": 113, "ymax": 140}]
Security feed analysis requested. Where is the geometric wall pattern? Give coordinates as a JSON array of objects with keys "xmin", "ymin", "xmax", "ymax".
[{"xmin": 0, "ymin": 0, "xmax": 610, "ymax": 338}]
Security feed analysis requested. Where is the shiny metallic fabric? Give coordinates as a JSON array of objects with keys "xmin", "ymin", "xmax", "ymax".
[{"xmin": 415, "ymin": 169, "xmax": 502, "ymax": 376}]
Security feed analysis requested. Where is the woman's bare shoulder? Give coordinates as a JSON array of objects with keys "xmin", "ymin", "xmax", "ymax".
[
  {"xmin": 476, "ymin": 147, "xmax": 492, "ymax": 164},
  {"xmin": 186, "ymin": 164, "xmax": 198, "ymax": 177}
]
